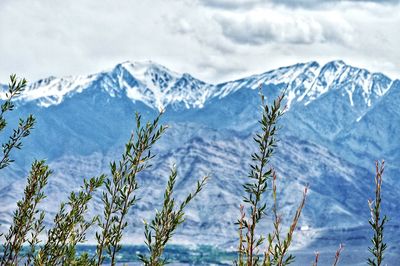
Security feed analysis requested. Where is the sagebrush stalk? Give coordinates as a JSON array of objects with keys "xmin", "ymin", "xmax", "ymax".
[
  {"xmin": 367, "ymin": 161, "xmax": 387, "ymax": 266},
  {"xmin": 236, "ymin": 90, "xmax": 285, "ymax": 266},
  {"xmin": 332, "ymin": 244, "xmax": 344, "ymax": 266},
  {"xmin": 264, "ymin": 172, "xmax": 307, "ymax": 266},
  {"xmin": 236, "ymin": 90, "xmax": 308, "ymax": 266}
]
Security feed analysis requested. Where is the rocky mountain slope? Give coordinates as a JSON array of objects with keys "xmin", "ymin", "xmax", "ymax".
[{"xmin": 0, "ymin": 60, "xmax": 398, "ymax": 250}]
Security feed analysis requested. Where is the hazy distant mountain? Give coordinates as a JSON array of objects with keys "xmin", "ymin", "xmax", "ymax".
[{"xmin": 0, "ymin": 60, "xmax": 398, "ymax": 250}]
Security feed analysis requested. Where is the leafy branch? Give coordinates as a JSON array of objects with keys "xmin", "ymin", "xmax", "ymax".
[
  {"xmin": 367, "ymin": 161, "xmax": 387, "ymax": 266},
  {"xmin": 1, "ymin": 160, "xmax": 51, "ymax": 266},
  {"xmin": 35, "ymin": 175, "xmax": 105, "ymax": 265},
  {"xmin": 237, "ymin": 91, "xmax": 285, "ymax": 266},
  {"xmin": 139, "ymin": 166, "xmax": 208, "ymax": 266},
  {"xmin": 95, "ymin": 112, "xmax": 167, "ymax": 266},
  {"xmin": 264, "ymin": 172, "xmax": 307, "ymax": 266},
  {"xmin": 0, "ymin": 74, "xmax": 35, "ymax": 169}
]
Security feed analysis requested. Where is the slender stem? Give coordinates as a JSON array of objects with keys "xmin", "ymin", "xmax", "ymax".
[
  {"xmin": 248, "ymin": 122, "xmax": 271, "ymax": 265},
  {"xmin": 96, "ymin": 151, "xmax": 131, "ymax": 266},
  {"xmin": 110, "ymin": 150, "xmax": 143, "ymax": 266}
]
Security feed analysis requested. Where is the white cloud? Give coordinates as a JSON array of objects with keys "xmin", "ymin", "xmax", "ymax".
[
  {"xmin": 214, "ymin": 9, "xmax": 355, "ymax": 46},
  {"xmin": 0, "ymin": 0, "xmax": 399, "ymax": 84},
  {"xmin": 199, "ymin": 0, "xmax": 260, "ymax": 9}
]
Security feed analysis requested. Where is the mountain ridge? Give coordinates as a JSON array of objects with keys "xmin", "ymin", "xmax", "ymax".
[{"xmin": 1, "ymin": 60, "xmax": 396, "ymax": 112}]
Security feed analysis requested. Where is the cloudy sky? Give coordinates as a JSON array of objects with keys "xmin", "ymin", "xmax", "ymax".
[{"xmin": 0, "ymin": 0, "xmax": 399, "ymax": 83}]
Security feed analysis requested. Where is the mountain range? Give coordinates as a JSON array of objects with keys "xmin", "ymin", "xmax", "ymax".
[{"xmin": 0, "ymin": 60, "xmax": 399, "ymax": 261}]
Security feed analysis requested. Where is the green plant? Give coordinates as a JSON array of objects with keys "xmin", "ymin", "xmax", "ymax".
[
  {"xmin": 95, "ymin": 112, "xmax": 167, "ymax": 266},
  {"xmin": 236, "ymin": 92, "xmax": 285, "ymax": 265},
  {"xmin": 138, "ymin": 166, "xmax": 208, "ymax": 266},
  {"xmin": 1, "ymin": 161, "xmax": 51, "ymax": 266},
  {"xmin": 236, "ymin": 92, "xmax": 307, "ymax": 266},
  {"xmin": 264, "ymin": 172, "xmax": 307, "ymax": 266},
  {"xmin": 367, "ymin": 161, "xmax": 387, "ymax": 266},
  {"xmin": 0, "ymin": 75, "xmax": 41, "ymax": 266},
  {"xmin": 34, "ymin": 175, "xmax": 105, "ymax": 265},
  {"xmin": 0, "ymin": 74, "xmax": 35, "ymax": 169},
  {"xmin": 0, "ymin": 75, "xmax": 107, "ymax": 266}
]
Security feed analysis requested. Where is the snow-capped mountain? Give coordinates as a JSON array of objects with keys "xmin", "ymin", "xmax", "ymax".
[
  {"xmin": 108, "ymin": 61, "xmax": 214, "ymax": 110},
  {"xmin": 0, "ymin": 60, "xmax": 399, "ymax": 261},
  {"xmin": 11, "ymin": 61, "xmax": 216, "ymax": 110},
  {"xmin": 7, "ymin": 59, "xmax": 393, "ymax": 112},
  {"xmin": 5, "ymin": 60, "xmax": 396, "ymax": 165}
]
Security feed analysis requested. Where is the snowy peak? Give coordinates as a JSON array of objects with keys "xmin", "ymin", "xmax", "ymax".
[
  {"xmin": 324, "ymin": 61, "xmax": 392, "ymax": 107},
  {"xmin": 302, "ymin": 60, "xmax": 393, "ymax": 107},
  {"xmin": 9, "ymin": 74, "xmax": 97, "ymax": 107},
  {"xmin": 216, "ymin": 61, "xmax": 320, "ymax": 98},
  {"xmin": 217, "ymin": 60, "xmax": 393, "ymax": 110},
  {"xmin": 107, "ymin": 61, "xmax": 214, "ymax": 110},
  {"xmin": 119, "ymin": 61, "xmax": 180, "ymax": 87},
  {"xmin": 3, "ymin": 60, "xmax": 396, "ymax": 112}
]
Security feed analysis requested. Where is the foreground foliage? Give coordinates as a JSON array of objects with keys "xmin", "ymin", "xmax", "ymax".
[
  {"xmin": 139, "ymin": 166, "xmax": 208, "ymax": 266},
  {"xmin": 235, "ymin": 92, "xmax": 307, "ymax": 266},
  {"xmin": 367, "ymin": 161, "xmax": 387, "ymax": 266},
  {"xmin": 95, "ymin": 112, "xmax": 167, "ymax": 266}
]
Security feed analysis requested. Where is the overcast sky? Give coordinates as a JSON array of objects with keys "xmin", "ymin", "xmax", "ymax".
[{"xmin": 0, "ymin": 0, "xmax": 399, "ymax": 83}]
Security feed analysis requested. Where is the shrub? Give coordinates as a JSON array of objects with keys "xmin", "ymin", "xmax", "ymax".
[
  {"xmin": 94, "ymin": 112, "xmax": 167, "ymax": 266},
  {"xmin": 138, "ymin": 166, "xmax": 208, "ymax": 266},
  {"xmin": 1, "ymin": 161, "xmax": 50, "ymax": 265},
  {"xmin": 367, "ymin": 161, "xmax": 387, "ymax": 266},
  {"xmin": 235, "ymin": 92, "xmax": 307, "ymax": 266}
]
